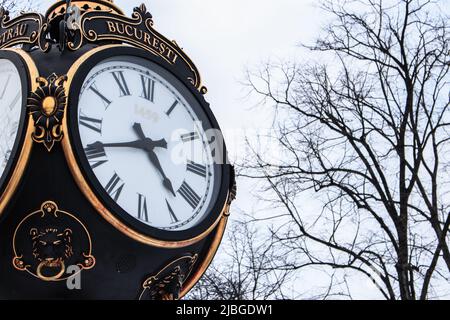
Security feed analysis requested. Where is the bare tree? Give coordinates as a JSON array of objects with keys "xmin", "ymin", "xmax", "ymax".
[
  {"xmin": 242, "ymin": 0, "xmax": 449, "ymax": 300},
  {"xmin": 187, "ymin": 221, "xmax": 296, "ymax": 300},
  {"xmin": 0, "ymin": 0, "xmax": 34, "ymax": 14}
]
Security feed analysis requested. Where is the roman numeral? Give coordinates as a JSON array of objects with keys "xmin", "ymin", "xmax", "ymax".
[
  {"xmin": 137, "ymin": 193, "xmax": 149, "ymax": 223},
  {"xmin": 166, "ymin": 199, "xmax": 179, "ymax": 224},
  {"xmin": 140, "ymin": 75, "xmax": 155, "ymax": 102},
  {"xmin": 9, "ymin": 122, "xmax": 18, "ymax": 136},
  {"xmin": 89, "ymin": 83, "xmax": 112, "ymax": 108},
  {"xmin": 181, "ymin": 132, "xmax": 200, "ymax": 142},
  {"xmin": 177, "ymin": 181, "xmax": 201, "ymax": 209},
  {"xmin": 187, "ymin": 161, "xmax": 207, "ymax": 178},
  {"xmin": 85, "ymin": 142, "xmax": 107, "ymax": 169},
  {"xmin": 9, "ymin": 92, "xmax": 20, "ymax": 110},
  {"xmin": 166, "ymin": 100, "xmax": 178, "ymax": 116},
  {"xmin": 0, "ymin": 74, "xmax": 11, "ymax": 99},
  {"xmin": 111, "ymin": 71, "xmax": 131, "ymax": 96},
  {"xmin": 79, "ymin": 113, "xmax": 102, "ymax": 134},
  {"xmin": 105, "ymin": 173, "xmax": 125, "ymax": 202}
]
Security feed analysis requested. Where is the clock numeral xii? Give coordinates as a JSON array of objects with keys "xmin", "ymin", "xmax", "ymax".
[{"xmin": 140, "ymin": 75, "xmax": 155, "ymax": 102}]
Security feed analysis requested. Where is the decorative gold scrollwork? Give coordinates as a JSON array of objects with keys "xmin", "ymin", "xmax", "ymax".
[
  {"xmin": 139, "ymin": 254, "xmax": 198, "ymax": 300},
  {"xmin": 0, "ymin": 7, "xmax": 49, "ymax": 51},
  {"xmin": 0, "ymin": 2, "xmax": 207, "ymax": 94},
  {"xmin": 68, "ymin": 3, "xmax": 207, "ymax": 94},
  {"xmin": 28, "ymin": 74, "xmax": 67, "ymax": 152}
]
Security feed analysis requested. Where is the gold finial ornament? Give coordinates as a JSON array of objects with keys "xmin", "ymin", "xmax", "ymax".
[{"xmin": 46, "ymin": 0, "xmax": 124, "ymax": 23}]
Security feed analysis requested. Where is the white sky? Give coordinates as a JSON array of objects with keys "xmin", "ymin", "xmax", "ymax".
[
  {"xmin": 37, "ymin": 0, "xmax": 322, "ymax": 146},
  {"xmin": 37, "ymin": 0, "xmax": 385, "ymax": 299}
]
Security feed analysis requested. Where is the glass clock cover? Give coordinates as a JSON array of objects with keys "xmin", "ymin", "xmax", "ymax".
[
  {"xmin": 76, "ymin": 56, "xmax": 221, "ymax": 232},
  {"xmin": 0, "ymin": 59, "xmax": 23, "ymax": 184}
]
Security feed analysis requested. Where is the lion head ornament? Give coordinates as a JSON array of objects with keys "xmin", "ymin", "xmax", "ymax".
[
  {"xmin": 29, "ymin": 227, "xmax": 74, "ymax": 280},
  {"xmin": 13, "ymin": 201, "xmax": 95, "ymax": 281}
]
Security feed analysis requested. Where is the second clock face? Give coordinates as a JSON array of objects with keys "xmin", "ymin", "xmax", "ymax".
[
  {"xmin": 0, "ymin": 59, "xmax": 22, "ymax": 182},
  {"xmin": 76, "ymin": 56, "xmax": 220, "ymax": 232}
]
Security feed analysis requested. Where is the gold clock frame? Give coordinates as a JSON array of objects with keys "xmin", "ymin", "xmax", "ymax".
[
  {"xmin": 180, "ymin": 214, "xmax": 229, "ymax": 298},
  {"xmin": 0, "ymin": 49, "xmax": 37, "ymax": 217},
  {"xmin": 62, "ymin": 44, "xmax": 231, "ymax": 249}
]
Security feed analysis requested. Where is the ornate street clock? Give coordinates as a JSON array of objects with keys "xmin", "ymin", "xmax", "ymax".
[{"xmin": 0, "ymin": 0, "xmax": 235, "ymax": 299}]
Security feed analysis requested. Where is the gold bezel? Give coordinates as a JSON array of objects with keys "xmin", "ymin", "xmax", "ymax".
[
  {"xmin": 0, "ymin": 49, "xmax": 37, "ymax": 217},
  {"xmin": 62, "ymin": 44, "xmax": 230, "ymax": 248}
]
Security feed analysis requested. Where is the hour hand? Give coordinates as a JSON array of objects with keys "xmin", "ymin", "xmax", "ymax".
[
  {"xmin": 133, "ymin": 123, "xmax": 146, "ymax": 140},
  {"xmin": 133, "ymin": 122, "xmax": 168, "ymax": 149}
]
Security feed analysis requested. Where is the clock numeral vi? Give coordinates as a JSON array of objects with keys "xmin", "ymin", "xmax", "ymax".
[
  {"xmin": 111, "ymin": 71, "xmax": 131, "ymax": 96},
  {"xmin": 105, "ymin": 173, "xmax": 125, "ymax": 202},
  {"xmin": 137, "ymin": 193, "xmax": 149, "ymax": 223},
  {"xmin": 177, "ymin": 181, "xmax": 201, "ymax": 209},
  {"xmin": 140, "ymin": 75, "xmax": 155, "ymax": 102}
]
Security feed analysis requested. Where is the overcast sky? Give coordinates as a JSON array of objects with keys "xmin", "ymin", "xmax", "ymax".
[
  {"xmin": 113, "ymin": 0, "xmax": 323, "ymax": 148},
  {"xmin": 37, "ymin": 0, "xmax": 384, "ymax": 299}
]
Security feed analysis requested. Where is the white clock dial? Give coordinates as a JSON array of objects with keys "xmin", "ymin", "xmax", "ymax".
[
  {"xmin": 0, "ymin": 59, "xmax": 22, "ymax": 180},
  {"xmin": 77, "ymin": 57, "xmax": 219, "ymax": 231}
]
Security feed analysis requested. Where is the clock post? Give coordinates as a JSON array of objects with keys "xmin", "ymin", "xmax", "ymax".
[{"xmin": 0, "ymin": 0, "xmax": 236, "ymax": 300}]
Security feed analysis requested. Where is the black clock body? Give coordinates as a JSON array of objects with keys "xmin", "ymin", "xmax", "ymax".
[
  {"xmin": 0, "ymin": 45, "xmax": 229, "ymax": 300},
  {"xmin": 0, "ymin": 1, "xmax": 235, "ymax": 300}
]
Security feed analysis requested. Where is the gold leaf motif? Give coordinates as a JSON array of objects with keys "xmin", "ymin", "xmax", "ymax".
[{"xmin": 28, "ymin": 74, "xmax": 67, "ymax": 152}]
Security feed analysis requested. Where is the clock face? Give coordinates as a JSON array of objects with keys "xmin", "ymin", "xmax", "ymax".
[
  {"xmin": 0, "ymin": 59, "xmax": 22, "ymax": 183},
  {"xmin": 75, "ymin": 55, "xmax": 221, "ymax": 232}
]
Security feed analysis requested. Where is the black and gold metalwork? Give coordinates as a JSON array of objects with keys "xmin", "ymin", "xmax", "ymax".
[
  {"xmin": 28, "ymin": 73, "xmax": 67, "ymax": 152},
  {"xmin": 66, "ymin": 3, "xmax": 207, "ymax": 93},
  {"xmin": 0, "ymin": 49, "xmax": 37, "ymax": 219},
  {"xmin": 139, "ymin": 255, "xmax": 198, "ymax": 300},
  {"xmin": 46, "ymin": 0, "xmax": 124, "ymax": 24},
  {"xmin": 12, "ymin": 201, "xmax": 95, "ymax": 282},
  {"xmin": 0, "ymin": 1, "xmax": 206, "ymax": 94},
  {"xmin": 0, "ymin": 0, "xmax": 236, "ymax": 300},
  {"xmin": 0, "ymin": 8, "xmax": 49, "ymax": 51}
]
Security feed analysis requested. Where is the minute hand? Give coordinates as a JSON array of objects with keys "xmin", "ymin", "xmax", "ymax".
[
  {"xmin": 100, "ymin": 140, "xmax": 144, "ymax": 149},
  {"xmin": 88, "ymin": 139, "xmax": 167, "ymax": 150}
]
